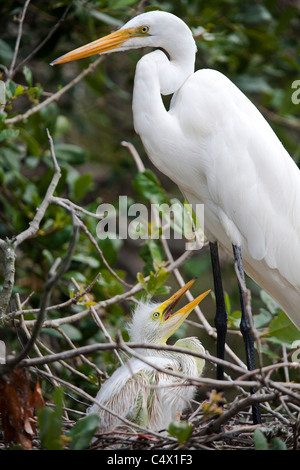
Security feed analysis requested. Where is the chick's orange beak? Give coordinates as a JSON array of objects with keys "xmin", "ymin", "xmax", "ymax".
[{"xmin": 160, "ymin": 279, "xmax": 210, "ymax": 322}]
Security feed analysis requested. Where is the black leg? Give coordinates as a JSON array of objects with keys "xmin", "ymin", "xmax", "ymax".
[
  {"xmin": 232, "ymin": 244, "xmax": 261, "ymax": 424},
  {"xmin": 209, "ymin": 241, "xmax": 227, "ymax": 382}
]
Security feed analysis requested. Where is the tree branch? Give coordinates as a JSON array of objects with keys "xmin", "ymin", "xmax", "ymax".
[
  {"xmin": 0, "ymin": 129, "xmax": 61, "ymax": 324},
  {"xmin": 5, "ymin": 57, "xmax": 104, "ymax": 125},
  {"xmin": 0, "ymin": 210, "xmax": 80, "ymax": 374},
  {"xmin": 7, "ymin": 0, "xmax": 31, "ymax": 80}
]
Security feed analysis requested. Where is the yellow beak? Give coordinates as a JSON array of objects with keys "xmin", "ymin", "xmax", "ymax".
[
  {"xmin": 154, "ymin": 279, "xmax": 210, "ymax": 342},
  {"xmin": 160, "ymin": 279, "xmax": 210, "ymax": 322},
  {"xmin": 50, "ymin": 28, "xmax": 136, "ymax": 66}
]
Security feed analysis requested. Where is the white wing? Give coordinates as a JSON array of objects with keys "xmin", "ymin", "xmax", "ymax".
[
  {"xmin": 87, "ymin": 356, "xmax": 180, "ymax": 432},
  {"xmin": 87, "ymin": 351, "xmax": 201, "ymax": 432},
  {"xmin": 150, "ymin": 68, "xmax": 300, "ymax": 326}
]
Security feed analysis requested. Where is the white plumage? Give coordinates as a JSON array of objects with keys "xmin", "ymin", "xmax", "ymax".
[
  {"xmin": 86, "ymin": 282, "xmax": 208, "ymax": 432},
  {"xmin": 52, "ymin": 11, "xmax": 300, "ymax": 329},
  {"xmin": 87, "ymin": 344, "xmax": 204, "ymax": 432}
]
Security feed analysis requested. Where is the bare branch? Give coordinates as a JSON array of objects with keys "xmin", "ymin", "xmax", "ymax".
[
  {"xmin": 5, "ymin": 57, "xmax": 104, "ymax": 125},
  {"xmin": 90, "ymin": 304, "xmax": 125, "ymax": 365},
  {"xmin": 0, "ymin": 129, "xmax": 61, "ymax": 324},
  {"xmin": 14, "ymin": 4, "xmax": 72, "ymax": 73},
  {"xmin": 1, "ymin": 210, "xmax": 80, "ymax": 373},
  {"xmin": 7, "ymin": 0, "xmax": 31, "ymax": 79},
  {"xmin": 13, "ymin": 129, "xmax": 61, "ymax": 247},
  {"xmin": 0, "ymin": 241, "xmax": 16, "ymax": 322},
  {"xmin": 11, "ymin": 248, "xmax": 202, "ymax": 328},
  {"xmin": 201, "ymin": 391, "xmax": 279, "ymax": 435}
]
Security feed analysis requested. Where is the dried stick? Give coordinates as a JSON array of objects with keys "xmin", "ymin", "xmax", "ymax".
[
  {"xmin": 201, "ymin": 391, "xmax": 279, "ymax": 435},
  {"xmin": 0, "ymin": 129, "xmax": 61, "ymax": 324},
  {"xmin": 5, "ymin": 57, "xmax": 104, "ymax": 125},
  {"xmin": 32, "ymin": 368, "xmax": 178, "ymax": 442},
  {"xmin": 14, "ymin": 247, "xmax": 195, "ymax": 328},
  {"xmin": 90, "ymin": 305, "xmax": 125, "ymax": 365},
  {"xmin": 1, "ymin": 211, "xmax": 79, "ymax": 373},
  {"xmin": 14, "ymin": 4, "xmax": 72, "ymax": 74},
  {"xmin": 7, "ymin": 0, "xmax": 31, "ymax": 79}
]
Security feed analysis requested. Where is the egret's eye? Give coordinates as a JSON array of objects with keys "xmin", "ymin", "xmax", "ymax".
[
  {"xmin": 140, "ymin": 25, "xmax": 150, "ymax": 34},
  {"xmin": 152, "ymin": 311, "xmax": 160, "ymax": 320}
]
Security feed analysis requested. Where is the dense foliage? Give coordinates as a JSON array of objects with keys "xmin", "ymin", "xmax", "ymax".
[{"xmin": 0, "ymin": 0, "xmax": 300, "ymax": 450}]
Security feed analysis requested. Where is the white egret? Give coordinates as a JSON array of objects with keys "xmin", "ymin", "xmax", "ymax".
[
  {"xmin": 51, "ymin": 11, "xmax": 300, "ymax": 423},
  {"xmin": 87, "ymin": 280, "xmax": 209, "ymax": 432}
]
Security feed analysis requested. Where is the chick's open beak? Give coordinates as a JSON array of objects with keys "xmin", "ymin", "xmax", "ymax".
[
  {"xmin": 50, "ymin": 28, "xmax": 136, "ymax": 66},
  {"xmin": 160, "ymin": 279, "xmax": 210, "ymax": 322}
]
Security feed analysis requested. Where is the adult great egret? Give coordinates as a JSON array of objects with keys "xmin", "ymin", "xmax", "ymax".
[
  {"xmin": 87, "ymin": 280, "xmax": 209, "ymax": 432},
  {"xmin": 51, "ymin": 11, "xmax": 300, "ymax": 421}
]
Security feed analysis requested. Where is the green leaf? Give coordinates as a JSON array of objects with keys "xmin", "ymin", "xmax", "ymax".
[
  {"xmin": 151, "ymin": 269, "xmax": 169, "ymax": 294},
  {"xmin": 19, "ymin": 128, "xmax": 41, "ymax": 156},
  {"xmin": 260, "ymin": 290, "xmax": 280, "ymax": 315},
  {"xmin": 227, "ymin": 310, "xmax": 242, "ymax": 329},
  {"xmin": 147, "ymin": 238, "xmax": 163, "ymax": 263},
  {"xmin": 60, "ymin": 323, "xmax": 83, "ymax": 341},
  {"xmin": 6, "ymin": 80, "xmax": 16, "ymax": 100},
  {"xmin": 168, "ymin": 421, "xmax": 193, "ymax": 444},
  {"xmin": 14, "ymin": 84, "xmax": 25, "ymax": 98},
  {"xmin": 55, "ymin": 115, "xmax": 71, "ymax": 136},
  {"xmin": 67, "ymin": 414, "xmax": 100, "ymax": 450},
  {"xmin": 23, "ymin": 66, "xmax": 33, "ymax": 87},
  {"xmin": 110, "ymin": 0, "xmax": 138, "ymax": 9},
  {"xmin": 88, "ymin": 9, "xmax": 123, "ymax": 27},
  {"xmin": 53, "ymin": 143, "xmax": 86, "ymax": 164},
  {"xmin": 224, "ymin": 292, "xmax": 231, "ymax": 315},
  {"xmin": 0, "ymin": 39, "xmax": 13, "ymax": 64},
  {"xmin": 73, "ymin": 253, "xmax": 100, "ymax": 269},
  {"xmin": 155, "ymin": 285, "xmax": 171, "ymax": 296},
  {"xmin": 270, "ymin": 437, "xmax": 287, "ymax": 450},
  {"xmin": 137, "ymin": 272, "xmax": 147, "ymax": 290},
  {"xmin": 253, "ymin": 429, "xmax": 287, "ymax": 450},
  {"xmin": 253, "ymin": 308, "xmax": 272, "ymax": 329},
  {"xmin": 133, "ymin": 170, "xmax": 167, "ymax": 204},
  {"xmin": 253, "ymin": 429, "xmax": 268, "ymax": 450},
  {"xmin": 38, "ymin": 387, "xmax": 64, "ymax": 450},
  {"xmin": 22, "ymin": 182, "xmax": 40, "ymax": 205},
  {"xmin": 238, "ymin": 5, "xmax": 272, "ymax": 25},
  {"xmin": 267, "ymin": 312, "xmax": 300, "ymax": 346},
  {"xmin": 0, "ymin": 129, "xmax": 19, "ymax": 141},
  {"xmin": 73, "ymin": 173, "xmax": 93, "ymax": 200},
  {"xmin": 139, "ymin": 239, "xmax": 164, "ymax": 276}
]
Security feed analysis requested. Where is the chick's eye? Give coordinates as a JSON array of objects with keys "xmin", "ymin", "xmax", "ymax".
[
  {"xmin": 152, "ymin": 312, "xmax": 160, "ymax": 320},
  {"xmin": 141, "ymin": 25, "xmax": 150, "ymax": 34}
]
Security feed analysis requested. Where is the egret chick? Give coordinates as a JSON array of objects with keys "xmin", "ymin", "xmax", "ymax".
[{"xmin": 87, "ymin": 279, "xmax": 209, "ymax": 432}]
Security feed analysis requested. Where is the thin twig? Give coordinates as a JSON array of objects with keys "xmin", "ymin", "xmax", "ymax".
[
  {"xmin": 17, "ymin": 293, "xmax": 60, "ymax": 387},
  {"xmin": 13, "ymin": 129, "xmax": 61, "ymax": 247},
  {"xmin": 234, "ymin": 260, "xmax": 264, "ymax": 372},
  {"xmin": 90, "ymin": 305, "xmax": 125, "ymax": 365},
  {"xmin": 15, "ymin": 248, "xmax": 195, "ymax": 328},
  {"xmin": 32, "ymin": 367, "xmax": 178, "ymax": 442},
  {"xmin": 201, "ymin": 391, "xmax": 279, "ymax": 435},
  {"xmin": 5, "ymin": 57, "xmax": 104, "ymax": 125},
  {"xmin": 1, "ymin": 211, "xmax": 80, "ymax": 373},
  {"xmin": 14, "ymin": 3, "xmax": 72, "ymax": 74},
  {"xmin": 0, "ymin": 129, "xmax": 61, "ymax": 325},
  {"xmin": 7, "ymin": 0, "xmax": 31, "ymax": 79}
]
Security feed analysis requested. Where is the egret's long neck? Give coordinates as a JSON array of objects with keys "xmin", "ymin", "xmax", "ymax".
[{"xmin": 132, "ymin": 40, "xmax": 195, "ymax": 139}]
